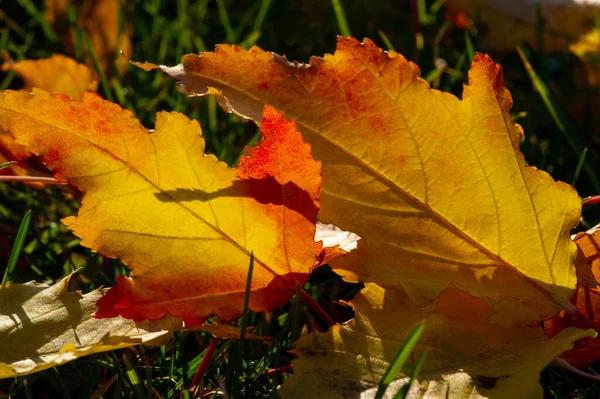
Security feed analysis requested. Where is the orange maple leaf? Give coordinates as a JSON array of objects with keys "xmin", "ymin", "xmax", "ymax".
[{"xmin": 0, "ymin": 89, "xmax": 322, "ymax": 326}]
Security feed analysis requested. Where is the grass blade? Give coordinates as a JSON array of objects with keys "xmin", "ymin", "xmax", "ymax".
[
  {"xmin": 572, "ymin": 148, "xmax": 588, "ymax": 187},
  {"xmin": 517, "ymin": 46, "xmax": 600, "ymax": 192},
  {"xmin": 374, "ymin": 321, "xmax": 425, "ymax": 399},
  {"xmin": 123, "ymin": 353, "xmax": 147, "ymax": 399},
  {"xmin": 393, "ymin": 351, "xmax": 427, "ymax": 399},
  {"xmin": 239, "ymin": 252, "xmax": 255, "ymax": 342},
  {"xmin": 216, "ymin": 0, "xmax": 236, "ymax": 43},
  {"xmin": 535, "ymin": 3, "xmax": 548, "ymax": 81},
  {"xmin": 2, "ymin": 209, "xmax": 31, "ymax": 284},
  {"xmin": 378, "ymin": 30, "xmax": 395, "ymax": 51},
  {"xmin": 0, "ymin": 161, "xmax": 16, "ymax": 170},
  {"xmin": 80, "ymin": 30, "xmax": 114, "ymax": 102},
  {"xmin": 425, "ymin": 67, "xmax": 444, "ymax": 83},
  {"xmin": 417, "ymin": 0, "xmax": 433, "ymax": 25},
  {"xmin": 15, "ymin": 0, "xmax": 58, "ymax": 42},
  {"xmin": 330, "ymin": 0, "xmax": 351, "ymax": 37},
  {"xmin": 253, "ymin": 0, "xmax": 273, "ymax": 32},
  {"xmin": 464, "ymin": 30, "xmax": 474, "ymax": 64},
  {"xmin": 237, "ymin": 252, "xmax": 255, "ymax": 395}
]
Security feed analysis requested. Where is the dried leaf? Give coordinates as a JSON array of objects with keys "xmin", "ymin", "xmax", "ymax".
[
  {"xmin": 0, "ymin": 272, "xmax": 180, "ymax": 378},
  {"xmin": 280, "ymin": 283, "xmax": 593, "ymax": 399},
  {"xmin": 0, "ymin": 90, "xmax": 322, "ymax": 326},
  {"xmin": 156, "ymin": 37, "xmax": 581, "ymax": 326}
]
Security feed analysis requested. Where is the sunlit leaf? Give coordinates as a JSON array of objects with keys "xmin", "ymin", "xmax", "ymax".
[
  {"xmin": 0, "ymin": 90, "xmax": 324, "ymax": 326},
  {"xmin": 0, "ymin": 271, "xmax": 180, "ymax": 378},
  {"xmin": 155, "ymin": 37, "xmax": 581, "ymax": 326}
]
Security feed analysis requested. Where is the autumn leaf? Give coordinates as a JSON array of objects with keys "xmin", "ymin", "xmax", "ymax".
[
  {"xmin": 0, "ymin": 89, "xmax": 322, "ymax": 326},
  {"xmin": 0, "ymin": 54, "xmax": 98, "ymax": 182},
  {"xmin": 1, "ymin": 54, "xmax": 98, "ymax": 99},
  {"xmin": 545, "ymin": 225, "xmax": 600, "ymax": 369},
  {"xmin": 0, "ymin": 271, "xmax": 180, "ymax": 378},
  {"xmin": 279, "ymin": 283, "xmax": 593, "ymax": 399},
  {"xmin": 154, "ymin": 37, "xmax": 581, "ymax": 326}
]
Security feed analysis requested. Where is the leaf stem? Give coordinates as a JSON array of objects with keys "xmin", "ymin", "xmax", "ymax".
[
  {"xmin": 190, "ymin": 337, "xmax": 221, "ymax": 390},
  {"xmin": 0, "ymin": 175, "xmax": 64, "ymax": 184},
  {"xmin": 300, "ymin": 288, "xmax": 336, "ymax": 327},
  {"xmin": 583, "ymin": 195, "xmax": 600, "ymax": 207},
  {"xmin": 552, "ymin": 358, "xmax": 600, "ymax": 382}
]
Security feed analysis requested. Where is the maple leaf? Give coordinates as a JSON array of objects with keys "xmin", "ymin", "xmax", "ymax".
[
  {"xmin": 279, "ymin": 283, "xmax": 593, "ymax": 399},
  {"xmin": 544, "ymin": 225, "xmax": 600, "ymax": 369},
  {"xmin": 0, "ymin": 89, "xmax": 322, "ymax": 326},
  {"xmin": 0, "ymin": 54, "xmax": 98, "ymax": 182},
  {"xmin": 0, "ymin": 271, "xmax": 180, "ymax": 378},
  {"xmin": 153, "ymin": 37, "xmax": 581, "ymax": 326}
]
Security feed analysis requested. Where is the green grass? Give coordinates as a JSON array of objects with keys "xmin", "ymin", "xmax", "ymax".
[{"xmin": 2, "ymin": 0, "xmax": 600, "ymax": 398}]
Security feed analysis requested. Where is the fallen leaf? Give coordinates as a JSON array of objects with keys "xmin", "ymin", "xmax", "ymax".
[
  {"xmin": 545, "ymin": 225, "xmax": 600, "ymax": 369},
  {"xmin": 0, "ymin": 271, "xmax": 180, "ymax": 378},
  {"xmin": 0, "ymin": 54, "xmax": 98, "ymax": 183},
  {"xmin": 1, "ymin": 54, "xmax": 98, "ymax": 99},
  {"xmin": 0, "ymin": 90, "xmax": 322, "ymax": 326},
  {"xmin": 155, "ymin": 37, "xmax": 581, "ymax": 326},
  {"xmin": 279, "ymin": 283, "xmax": 593, "ymax": 399}
]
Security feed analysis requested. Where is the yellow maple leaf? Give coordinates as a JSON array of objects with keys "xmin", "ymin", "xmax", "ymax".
[
  {"xmin": 154, "ymin": 37, "xmax": 581, "ymax": 326},
  {"xmin": 0, "ymin": 89, "xmax": 323, "ymax": 326}
]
